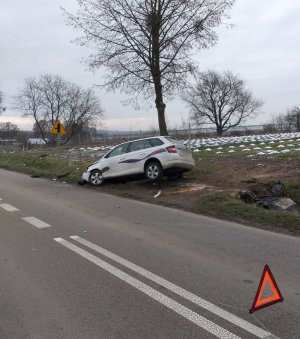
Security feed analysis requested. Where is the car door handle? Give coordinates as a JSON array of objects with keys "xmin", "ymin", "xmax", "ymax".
[
  {"xmin": 120, "ymin": 157, "xmax": 126, "ymax": 161},
  {"xmin": 140, "ymin": 153, "xmax": 146, "ymax": 156}
]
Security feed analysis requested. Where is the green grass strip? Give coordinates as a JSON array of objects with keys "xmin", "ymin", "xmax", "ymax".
[
  {"xmin": 196, "ymin": 192, "xmax": 300, "ymax": 232},
  {"xmin": 0, "ymin": 152, "xmax": 90, "ymax": 182}
]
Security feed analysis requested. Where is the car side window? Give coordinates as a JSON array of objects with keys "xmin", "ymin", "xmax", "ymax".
[
  {"xmin": 130, "ymin": 139, "xmax": 152, "ymax": 152},
  {"xmin": 106, "ymin": 143, "xmax": 129, "ymax": 158},
  {"xmin": 150, "ymin": 138, "xmax": 164, "ymax": 147}
]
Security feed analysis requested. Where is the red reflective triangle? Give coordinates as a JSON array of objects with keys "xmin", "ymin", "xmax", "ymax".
[{"xmin": 249, "ymin": 265, "xmax": 284, "ymax": 313}]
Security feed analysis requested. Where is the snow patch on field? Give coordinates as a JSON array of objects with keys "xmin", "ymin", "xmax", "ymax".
[{"xmin": 185, "ymin": 132, "xmax": 300, "ymax": 157}]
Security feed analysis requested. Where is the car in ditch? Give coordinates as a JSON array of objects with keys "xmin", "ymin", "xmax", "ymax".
[{"xmin": 82, "ymin": 136, "xmax": 195, "ymax": 186}]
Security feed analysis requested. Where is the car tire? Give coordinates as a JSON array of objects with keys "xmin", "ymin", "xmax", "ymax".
[
  {"xmin": 145, "ymin": 161, "xmax": 163, "ymax": 181},
  {"xmin": 89, "ymin": 170, "xmax": 104, "ymax": 186}
]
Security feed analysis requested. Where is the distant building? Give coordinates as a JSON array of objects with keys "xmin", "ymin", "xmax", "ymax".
[{"xmin": 27, "ymin": 138, "xmax": 47, "ymax": 145}]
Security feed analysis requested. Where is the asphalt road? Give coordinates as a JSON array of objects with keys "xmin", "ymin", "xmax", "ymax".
[{"xmin": 0, "ymin": 169, "xmax": 299, "ymax": 339}]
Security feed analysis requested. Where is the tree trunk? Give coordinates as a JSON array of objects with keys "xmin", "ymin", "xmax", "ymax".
[
  {"xmin": 216, "ymin": 125, "xmax": 223, "ymax": 136},
  {"xmin": 155, "ymin": 89, "xmax": 168, "ymax": 135},
  {"xmin": 151, "ymin": 10, "xmax": 168, "ymax": 136},
  {"xmin": 296, "ymin": 113, "xmax": 300, "ymax": 132}
]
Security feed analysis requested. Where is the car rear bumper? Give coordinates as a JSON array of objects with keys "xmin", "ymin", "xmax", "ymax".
[{"xmin": 163, "ymin": 160, "xmax": 195, "ymax": 171}]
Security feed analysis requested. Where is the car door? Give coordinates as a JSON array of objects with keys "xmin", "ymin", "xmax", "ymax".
[
  {"xmin": 102, "ymin": 143, "xmax": 131, "ymax": 178},
  {"xmin": 124, "ymin": 139, "xmax": 153, "ymax": 175}
]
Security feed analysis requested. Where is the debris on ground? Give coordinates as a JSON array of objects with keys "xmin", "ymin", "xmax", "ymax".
[
  {"xmin": 239, "ymin": 183, "xmax": 299, "ymax": 212},
  {"xmin": 257, "ymin": 196, "xmax": 298, "ymax": 212},
  {"xmin": 239, "ymin": 190, "xmax": 256, "ymax": 204},
  {"xmin": 153, "ymin": 190, "xmax": 161, "ymax": 199}
]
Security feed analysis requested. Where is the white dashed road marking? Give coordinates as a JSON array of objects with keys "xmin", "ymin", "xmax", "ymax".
[
  {"xmin": 54, "ymin": 237, "xmax": 241, "ymax": 339},
  {"xmin": 22, "ymin": 217, "xmax": 51, "ymax": 229},
  {"xmin": 70, "ymin": 236, "xmax": 271, "ymax": 338},
  {"xmin": 0, "ymin": 203, "xmax": 20, "ymax": 212}
]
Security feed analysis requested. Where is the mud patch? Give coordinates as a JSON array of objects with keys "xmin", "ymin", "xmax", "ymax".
[{"xmin": 172, "ymin": 183, "xmax": 214, "ymax": 194}]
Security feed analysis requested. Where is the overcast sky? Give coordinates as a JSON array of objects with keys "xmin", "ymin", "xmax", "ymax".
[{"xmin": 1, "ymin": 0, "xmax": 300, "ymax": 131}]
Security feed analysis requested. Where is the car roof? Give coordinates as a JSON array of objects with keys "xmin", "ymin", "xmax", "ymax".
[{"xmin": 114, "ymin": 136, "xmax": 167, "ymax": 147}]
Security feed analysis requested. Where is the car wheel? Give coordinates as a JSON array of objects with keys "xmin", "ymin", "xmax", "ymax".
[
  {"xmin": 89, "ymin": 170, "xmax": 104, "ymax": 186},
  {"xmin": 145, "ymin": 162, "xmax": 163, "ymax": 181}
]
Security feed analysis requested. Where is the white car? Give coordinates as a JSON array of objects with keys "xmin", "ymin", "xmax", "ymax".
[{"xmin": 82, "ymin": 136, "xmax": 195, "ymax": 186}]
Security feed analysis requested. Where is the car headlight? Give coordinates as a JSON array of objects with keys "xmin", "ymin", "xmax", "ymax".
[{"xmin": 86, "ymin": 161, "xmax": 99, "ymax": 171}]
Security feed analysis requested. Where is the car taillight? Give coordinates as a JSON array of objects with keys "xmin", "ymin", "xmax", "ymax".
[{"xmin": 166, "ymin": 145, "xmax": 177, "ymax": 153}]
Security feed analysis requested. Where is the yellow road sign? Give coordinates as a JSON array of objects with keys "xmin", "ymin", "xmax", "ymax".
[{"xmin": 50, "ymin": 119, "xmax": 66, "ymax": 135}]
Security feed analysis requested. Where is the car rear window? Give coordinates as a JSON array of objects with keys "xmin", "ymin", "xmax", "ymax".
[
  {"xmin": 149, "ymin": 138, "xmax": 164, "ymax": 146},
  {"xmin": 164, "ymin": 137, "xmax": 183, "ymax": 145},
  {"xmin": 129, "ymin": 139, "xmax": 153, "ymax": 152}
]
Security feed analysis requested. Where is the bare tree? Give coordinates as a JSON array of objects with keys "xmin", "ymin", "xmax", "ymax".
[
  {"xmin": 0, "ymin": 122, "xmax": 20, "ymax": 139},
  {"xmin": 15, "ymin": 77, "xmax": 44, "ymax": 138},
  {"xmin": 0, "ymin": 90, "xmax": 6, "ymax": 113},
  {"xmin": 286, "ymin": 106, "xmax": 300, "ymax": 132},
  {"xmin": 63, "ymin": 0, "xmax": 235, "ymax": 135},
  {"xmin": 183, "ymin": 70, "xmax": 263, "ymax": 136},
  {"xmin": 15, "ymin": 74, "xmax": 104, "ymax": 143},
  {"xmin": 275, "ymin": 106, "xmax": 300, "ymax": 132},
  {"xmin": 274, "ymin": 114, "xmax": 286, "ymax": 132},
  {"xmin": 33, "ymin": 120, "xmax": 52, "ymax": 138}
]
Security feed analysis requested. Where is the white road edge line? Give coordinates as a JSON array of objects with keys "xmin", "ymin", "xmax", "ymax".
[
  {"xmin": 22, "ymin": 217, "xmax": 51, "ymax": 229},
  {"xmin": 70, "ymin": 235, "xmax": 271, "ymax": 339},
  {"xmin": 0, "ymin": 203, "xmax": 20, "ymax": 212},
  {"xmin": 54, "ymin": 237, "xmax": 241, "ymax": 339}
]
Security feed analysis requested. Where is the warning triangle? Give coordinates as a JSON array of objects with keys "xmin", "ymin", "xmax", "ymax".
[{"xmin": 249, "ymin": 265, "xmax": 284, "ymax": 313}]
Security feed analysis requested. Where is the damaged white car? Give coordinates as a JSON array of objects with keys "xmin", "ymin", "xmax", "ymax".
[{"xmin": 82, "ymin": 136, "xmax": 195, "ymax": 186}]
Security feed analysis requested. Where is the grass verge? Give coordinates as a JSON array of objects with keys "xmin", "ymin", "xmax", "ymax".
[
  {"xmin": 285, "ymin": 182, "xmax": 300, "ymax": 205},
  {"xmin": 0, "ymin": 152, "xmax": 90, "ymax": 183},
  {"xmin": 196, "ymin": 192, "xmax": 300, "ymax": 233}
]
